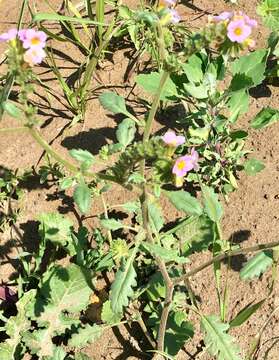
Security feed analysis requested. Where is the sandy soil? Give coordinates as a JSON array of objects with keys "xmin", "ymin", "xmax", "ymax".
[{"xmin": 0, "ymin": 0, "xmax": 279, "ymax": 359}]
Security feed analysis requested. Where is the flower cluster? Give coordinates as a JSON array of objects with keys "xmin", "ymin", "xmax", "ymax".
[
  {"xmin": 158, "ymin": 0, "xmax": 181, "ymax": 25},
  {"xmin": 0, "ymin": 28, "xmax": 47, "ymax": 67},
  {"xmin": 162, "ymin": 130, "xmax": 199, "ymax": 187},
  {"xmin": 212, "ymin": 11, "xmax": 257, "ymax": 48}
]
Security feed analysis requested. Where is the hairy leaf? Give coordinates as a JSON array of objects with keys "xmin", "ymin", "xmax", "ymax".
[
  {"xmin": 240, "ymin": 251, "xmax": 273, "ymax": 280},
  {"xmin": 143, "ymin": 243, "xmax": 188, "ymax": 264},
  {"xmin": 22, "ymin": 329, "xmax": 54, "ymax": 357},
  {"xmin": 148, "ymin": 201, "xmax": 164, "ymax": 233},
  {"xmin": 68, "ymin": 324, "xmax": 102, "ymax": 348},
  {"xmin": 257, "ymin": 0, "xmax": 279, "ymax": 30},
  {"xmin": 110, "ymin": 256, "xmax": 137, "ymax": 314},
  {"xmin": 2, "ymin": 101, "xmax": 22, "ymax": 118},
  {"xmin": 244, "ymin": 158, "xmax": 265, "ymax": 176},
  {"xmin": 202, "ymin": 186, "xmax": 223, "ymax": 222},
  {"xmin": 136, "ymin": 72, "xmax": 178, "ymax": 100},
  {"xmin": 101, "ymin": 300, "xmax": 122, "ymax": 324},
  {"xmin": 250, "ymin": 107, "xmax": 279, "ymax": 129},
  {"xmin": 175, "ymin": 215, "xmax": 215, "ymax": 254},
  {"xmin": 165, "ymin": 190, "xmax": 203, "ymax": 216},
  {"xmin": 231, "ymin": 50, "xmax": 268, "ymax": 88},
  {"xmin": 100, "ymin": 218, "xmax": 123, "ymax": 230},
  {"xmin": 201, "ymin": 315, "xmax": 242, "ymax": 360},
  {"xmin": 40, "ymin": 264, "xmax": 92, "ymax": 313},
  {"xmin": 116, "ymin": 118, "xmax": 136, "ymax": 148},
  {"xmin": 38, "ymin": 212, "xmax": 73, "ymax": 247},
  {"xmin": 74, "ymin": 182, "xmax": 92, "ymax": 214},
  {"xmin": 69, "ymin": 149, "xmax": 94, "ymax": 164},
  {"xmin": 99, "ymin": 92, "xmax": 127, "ymax": 114}
]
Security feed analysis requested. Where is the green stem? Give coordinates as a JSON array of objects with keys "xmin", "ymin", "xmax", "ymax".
[{"xmin": 0, "ymin": 127, "xmax": 27, "ymax": 134}]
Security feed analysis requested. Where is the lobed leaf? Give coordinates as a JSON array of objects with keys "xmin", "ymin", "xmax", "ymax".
[
  {"xmin": 201, "ymin": 315, "xmax": 242, "ymax": 360},
  {"xmin": 68, "ymin": 324, "xmax": 102, "ymax": 348},
  {"xmin": 240, "ymin": 250, "xmax": 273, "ymax": 280},
  {"xmin": 110, "ymin": 256, "xmax": 137, "ymax": 314}
]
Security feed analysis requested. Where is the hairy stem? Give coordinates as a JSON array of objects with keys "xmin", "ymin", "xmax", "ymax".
[{"xmin": 173, "ymin": 240, "xmax": 279, "ymax": 286}]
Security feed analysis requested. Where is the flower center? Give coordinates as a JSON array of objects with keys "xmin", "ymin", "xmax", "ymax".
[
  {"xmin": 31, "ymin": 37, "xmax": 40, "ymax": 45},
  {"xmin": 234, "ymin": 27, "xmax": 243, "ymax": 36},
  {"xmin": 177, "ymin": 160, "xmax": 186, "ymax": 170}
]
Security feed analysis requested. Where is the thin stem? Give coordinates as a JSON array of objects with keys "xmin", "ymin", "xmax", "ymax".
[
  {"xmin": 101, "ymin": 194, "xmax": 112, "ymax": 245},
  {"xmin": 0, "ymin": 127, "xmax": 27, "ymax": 134},
  {"xmin": 173, "ymin": 240, "xmax": 279, "ymax": 286}
]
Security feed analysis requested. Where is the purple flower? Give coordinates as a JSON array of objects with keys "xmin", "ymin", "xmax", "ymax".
[
  {"xmin": 22, "ymin": 29, "xmax": 47, "ymax": 49},
  {"xmin": 213, "ymin": 11, "xmax": 233, "ymax": 22},
  {"xmin": 162, "ymin": 0, "xmax": 176, "ymax": 6},
  {"xmin": 227, "ymin": 20, "xmax": 252, "ymax": 43},
  {"xmin": 168, "ymin": 8, "xmax": 181, "ymax": 24},
  {"xmin": 0, "ymin": 28, "xmax": 18, "ymax": 42},
  {"xmin": 23, "ymin": 47, "xmax": 46, "ymax": 66},
  {"xmin": 18, "ymin": 29, "xmax": 28, "ymax": 42},
  {"xmin": 162, "ymin": 130, "xmax": 185, "ymax": 147}
]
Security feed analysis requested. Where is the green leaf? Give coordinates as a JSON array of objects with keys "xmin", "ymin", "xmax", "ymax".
[
  {"xmin": 182, "ymin": 54, "xmax": 204, "ymax": 83},
  {"xmin": 165, "ymin": 190, "xmax": 203, "ymax": 216},
  {"xmin": 175, "ymin": 215, "xmax": 215, "ymax": 254},
  {"xmin": 201, "ymin": 315, "xmax": 242, "ymax": 360},
  {"xmin": 227, "ymin": 90, "xmax": 249, "ymax": 123},
  {"xmin": 0, "ymin": 344, "xmax": 14, "ymax": 360},
  {"xmin": 99, "ymin": 92, "xmax": 127, "ymax": 114},
  {"xmin": 68, "ymin": 324, "xmax": 102, "ymax": 348},
  {"xmin": 136, "ymin": 72, "xmax": 178, "ymax": 100},
  {"xmin": 143, "ymin": 243, "xmax": 189, "ymax": 264},
  {"xmin": 59, "ymin": 177, "xmax": 76, "ymax": 190},
  {"xmin": 257, "ymin": 0, "xmax": 279, "ymax": 30},
  {"xmin": 231, "ymin": 50, "xmax": 268, "ymax": 88},
  {"xmin": 69, "ymin": 149, "xmax": 94, "ymax": 165},
  {"xmin": 40, "ymin": 264, "xmax": 92, "ymax": 313},
  {"xmin": 122, "ymin": 201, "xmax": 140, "ymax": 213},
  {"xmin": 100, "ymin": 218, "xmax": 123, "ymax": 230},
  {"xmin": 202, "ymin": 186, "xmax": 223, "ymax": 222},
  {"xmin": 38, "ymin": 212, "xmax": 73, "ymax": 247},
  {"xmin": 2, "ymin": 101, "xmax": 22, "ymax": 118},
  {"xmin": 101, "ymin": 300, "xmax": 122, "ymax": 324},
  {"xmin": 164, "ymin": 312, "xmax": 194, "ymax": 356},
  {"xmin": 46, "ymin": 346, "xmax": 67, "ymax": 360},
  {"xmin": 240, "ymin": 250, "xmax": 273, "ymax": 280},
  {"xmin": 148, "ymin": 201, "xmax": 164, "ymax": 233},
  {"xmin": 250, "ymin": 107, "xmax": 279, "ymax": 129},
  {"xmin": 110, "ymin": 256, "xmax": 137, "ymax": 314},
  {"xmin": 116, "ymin": 118, "xmax": 136, "ymax": 148},
  {"xmin": 74, "ymin": 182, "xmax": 92, "ymax": 214},
  {"xmin": 244, "ymin": 158, "xmax": 265, "ymax": 176},
  {"xmin": 22, "ymin": 329, "xmax": 54, "ymax": 357},
  {"xmin": 184, "ymin": 83, "xmax": 208, "ymax": 99},
  {"xmin": 230, "ymin": 299, "xmax": 265, "ymax": 328},
  {"xmin": 146, "ymin": 272, "xmax": 166, "ymax": 300}
]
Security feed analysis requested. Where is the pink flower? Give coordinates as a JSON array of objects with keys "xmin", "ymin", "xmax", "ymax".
[
  {"xmin": 172, "ymin": 148, "xmax": 199, "ymax": 177},
  {"xmin": 162, "ymin": 130, "xmax": 185, "ymax": 147},
  {"xmin": 23, "ymin": 47, "xmax": 46, "ymax": 66},
  {"xmin": 22, "ymin": 29, "xmax": 47, "ymax": 49},
  {"xmin": 213, "ymin": 12, "xmax": 233, "ymax": 22},
  {"xmin": 227, "ymin": 20, "xmax": 252, "ymax": 43},
  {"xmin": 0, "ymin": 28, "xmax": 18, "ymax": 42},
  {"xmin": 190, "ymin": 148, "xmax": 199, "ymax": 170}
]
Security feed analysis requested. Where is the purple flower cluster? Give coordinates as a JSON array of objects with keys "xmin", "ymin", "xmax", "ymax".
[
  {"xmin": 161, "ymin": 130, "xmax": 199, "ymax": 186},
  {"xmin": 213, "ymin": 11, "xmax": 257, "ymax": 47},
  {"xmin": 0, "ymin": 28, "xmax": 47, "ymax": 67}
]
